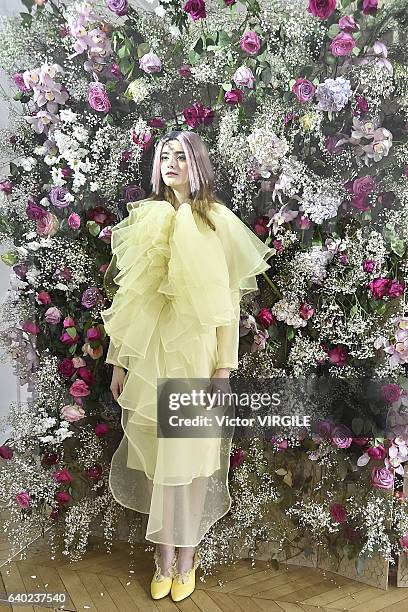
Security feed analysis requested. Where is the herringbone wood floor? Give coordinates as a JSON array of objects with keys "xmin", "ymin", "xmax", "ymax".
[{"xmin": 1, "ymin": 529, "xmax": 408, "ymax": 612}]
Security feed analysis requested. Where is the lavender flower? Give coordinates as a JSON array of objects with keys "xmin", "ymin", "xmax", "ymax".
[
  {"xmin": 106, "ymin": 0, "xmax": 129, "ymax": 16},
  {"xmin": 315, "ymin": 77, "xmax": 352, "ymax": 112},
  {"xmin": 49, "ymin": 186, "xmax": 71, "ymax": 208}
]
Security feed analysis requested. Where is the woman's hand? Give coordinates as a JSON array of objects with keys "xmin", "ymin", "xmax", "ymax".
[
  {"xmin": 111, "ymin": 365, "xmax": 126, "ymax": 401},
  {"xmin": 206, "ymin": 368, "xmax": 232, "ymax": 407}
]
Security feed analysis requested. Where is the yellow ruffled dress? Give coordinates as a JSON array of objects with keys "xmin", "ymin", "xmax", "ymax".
[{"xmin": 100, "ymin": 198, "xmax": 273, "ymax": 547}]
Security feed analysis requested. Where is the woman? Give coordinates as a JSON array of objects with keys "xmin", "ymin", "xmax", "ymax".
[{"xmin": 100, "ymin": 130, "xmax": 273, "ymax": 602}]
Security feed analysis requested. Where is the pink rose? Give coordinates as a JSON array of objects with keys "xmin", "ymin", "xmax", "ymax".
[
  {"xmin": 183, "ymin": 0, "xmax": 206, "ymax": 20},
  {"xmin": 308, "ymin": 0, "xmax": 337, "ymax": 20},
  {"xmin": 388, "ymin": 280, "xmax": 405, "ymax": 298},
  {"xmin": 371, "ymin": 466, "xmax": 394, "ymax": 490},
  {"xmin": 44, "ymin": 306, "xmax": 62, "ymax": 325},
  {"xmin": 55, "ymin": 491, "xmax": 72, "ymax": 505},
  {"xmin": 368, "ymin": 277, "xmax": 391, "ymax": 299},
  {"xmin": 52, "ymin": 468, "xmax": 73, "ymax": 483},
  {"xmin": 95, "ymin": 422, "xmax": 109, "ymax": 436},
  {"xmin": 37, "ymin": 290, "xmax": 51, "ymax": 304},
  {"xmin": 72, "ymin": 357, "xmax": 86, "ymax": 368},
  {"xmin": 362, "ymin": 0, "xmax": 378, "ymax": 15},
  {"xmin": 328, "ymin": 345, "xmax": 348, "ymax": 367},
  {"xmin": 22, "ymin": 321, "xmax": 40, "ymax": 335},
  {"xmin": 37, "ymin": 211, "xmax": 59, "ymax": 237},
  {"xmin": 61, "ymin": 404, "xmax": 86, "ymax": 422},
  {"xmin": 297, "ymin": 215, "xmax": 312, "ymax": 229},
  {"xmin": 88, "ymin": 82, "xmax": 111, "ymax": 113},
  {"xmin": 352, "ymin": 175, "xmax": 375, "ymax": 197},
  {"xmin": 291, "ymin": 78, "xmax": 316, "ymax": 103},
  {"xmin": 77, "ymin": 367, "xmax": 95, "ymax": 385},
  {"xmin": 224, "ymin": 89, "xmax": 244, "ymax": 105},
  {"xmin": 256, "ymin": 308, "xmax": 276, "ymax": 328},
  {"xmin": 16, "ymin": 491, "xmax": 32, "ymax": 508},
  {"xmin": 330, "ymin": 503, "xmax": 348, "ymax": 523},
  {"xmin": 60, "ymin": 330, "xmax": 80, "ymax": 345},
  {"xmin": 69, "ymin": 379, "xmax": 90, "ymax": 399},
  {"xmin": 240, "ymin": 31, "xmax": 261, "ymax": 55},
  {"xmin": 63, "ymin": 316, "xmax": 75, "ymax": 328},
  {"xmin": 139, "ymin": 52, "xmax": 162, "ymax": 74},
  {"xmin": 179, "ymin": 64, "xmax": 192, "ymax": 78},
  {"xmin": 232, "ymin": 66, "xmax": 255, "ymax": 89},
  {"xmin": 330, "ymin": 32, "xmax": 356, "ymax": 56},
  {"xmin": 339, "ymin": 15, "xmax": 357, "ymax": 32},
  {"xmin": 382, "ymin": 383, "xmax": 401, "ymax": 404},
  {"xmin": 68, "ymin": 213, "xmax": 81, "ymax": 229},
  {"xmin": 0, "ymin": 180, "xmax": 13, "ymax": 194}
]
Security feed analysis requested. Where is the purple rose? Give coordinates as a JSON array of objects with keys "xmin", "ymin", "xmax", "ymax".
[
  {"xmin": 339, "ymin": 16, "xmax": 357, "ymax": 32},
  {"xmin": 224, "ymin": 89, "xmax": 244, "ymax": 105},
  {"xmin": 355, "ymin": 94, "xmax": 369, "ymax": 114},
  {"xmin": 352, "ymin": 175, "xmax": 375, "ymax": 197},
  {"xmin": 362, "ymin": 0, "xmax": 378, "ymax": 15},
  {"xmin": 325, "ymin": 134, "xmax": 345, "ymax": 155},
  {"xmin": 183, "ymin": 0, "xmax": 206, "ymax": 20},
  {"xmin": 106, "ymin": 0, "xmax": 128, "ymax": 16},
  {"xmin": 232, "ymin": 66, "xmax": 255, "ymax": 89},
  {"xmin": 49, "ymin": 186, "xmax": 70, "ymax": 208},
  {"xmin": 316, "ymin": 420, "xmax": 334, "ymax": 439},
  {"xmin": 368, "ymin": 278, "xmax": 392, "ymax": 299},
  {"xmin": 388, "ymin": 280, "xmax": 405, "ymax": 298},
  {"xmin": 123, "ymin": 184, "xmax": 146, "ymax": 202},
  {"xmin": 371, "ymin": 466, "xmax": 394, "ymax": 490},
  {"xmin": 240, "ymin": 31, "xmax": 261, "ymax": 55},
  {"xmin": 291, "ymin": 78, "xmax": 316, "ymax": 103},
  {"xmin": 0, "ymin": 180, "xmax": 12, "ymax": 194},
  {"xmin": 26, "ymin": 199, "xmax": 47, "ymax": 220},
  {"xmin": 328, "ymin": 345, "xmax": 348, "ymax": 367},
  {"xmin": 81, "ymin": 287, "xmax": 104, "ymax": 309},
  {"xmin": 308, "ymin": 0, "xmax": 337, "ymax": 20},
  {"xmin": 367, "ymin": 444, "xmax": 387, "ymax": 459},
  {"xmin": 139, "ymin": 52, "xmax": 162, "ymax": 74},
  {"xmin": 44, "ymin": 306, "xmax": 62, "ymax": 325},
  {"xmin": 363, "ymin": 259, "xmax": 377, "ymax": 273},
  {"xmin": 13, "ymin": 73, "xmax": 31, "ymax": 93},
  {"xmin": 331, "ymin": 424, "xmax": 353, "ymax": 448},
  {"xmin": 330, "ymin": 32, "xmax": 356, "ymax": 56},
  {"xmin": 88, "ymin": 82, "xmax": 111, "ymax": 113},
  {"xmin": 0, "ymin": 445, "xmax": 13, "ymax": 460}
]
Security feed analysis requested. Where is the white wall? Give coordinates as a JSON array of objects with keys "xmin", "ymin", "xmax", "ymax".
[{"xmin": 0, "ymin": 0, "xmax": 26, "ymax": 444}]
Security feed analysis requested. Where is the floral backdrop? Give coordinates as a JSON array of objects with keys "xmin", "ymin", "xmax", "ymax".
[{"xmin": 0, "ymin": 0, "xmax": 407, "ymax": 579}]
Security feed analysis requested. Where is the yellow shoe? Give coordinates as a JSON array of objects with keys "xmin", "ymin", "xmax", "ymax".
[
  {"xmin": 150, "ymin": 545, "xmax": 177, "ymax": 600},
  {"xmin": 170, "ymin": 548, "xmax": 200, "ymax": 602}
]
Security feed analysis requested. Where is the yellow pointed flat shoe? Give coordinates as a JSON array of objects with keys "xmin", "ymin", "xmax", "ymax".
[
  {"xmin": 150, "ymin": 545, "xmax": 177, "ymax": 600},
  {"xmin": 170, "ymin": 548, "xmax": 200, "ymax": 602}
]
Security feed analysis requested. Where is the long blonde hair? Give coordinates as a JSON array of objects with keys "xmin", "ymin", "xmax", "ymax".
[{"xmin": 147, "ymin": 131, "xmax": 225, "ymax": 231}]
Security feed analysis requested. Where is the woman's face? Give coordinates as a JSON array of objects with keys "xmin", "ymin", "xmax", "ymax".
[{"xmin": 160, "ymin": 140, "xmax": 190, "ymax": 191}]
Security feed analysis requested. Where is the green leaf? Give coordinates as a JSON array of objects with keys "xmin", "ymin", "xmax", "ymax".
[
  {"xmin": 352, "ymin": 46, "xmax": 360, "ymax": 56},
  {"xmin": 66, "ymin": 327, "xmax": 77, "ymax": 339},
  {"xmin": 328, "ymin": 24, "xmax": 340, "ymax": 38},
  {"xmin": 391, "ymin": 238, "xmax": 406, "ymax": 257},
  {"xmin": 349, "ymin": 304, "xmax": 359, "ymax": 318},
  {"xmin": 193, "ymin": 36, "xmax": 204, "ymax": 54},
  {"xmin": 221, "ymin": 82, "xmax": 232, "ymax": 91},
  {"xmin": 137, "ymin": 42, "xmax": 150, "ymax": 58},
  {"xmin": 86, "ymin": 220, "xmax": 101, "ymax": 237},
  {"xmin": 287, "ymin": 327, "xmax": 295, "ymax": 341},
  {"xmin": 261, "ymin": 67, "xmax": 272, "ymax": 85},
  {"xmin": 118, "ymin": 45, "xmax": 130, "ymax": 59}
]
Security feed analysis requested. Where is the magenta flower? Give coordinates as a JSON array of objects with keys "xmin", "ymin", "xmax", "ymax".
[
  {"xmin": 183, "ymin": 0, "xmax": 206, "ymax": 20},
  {"xmin": 362, "ymin": 0, "xmax": 378, "ymax": 15},
  {"xmin": 291, "ymin": 78, "xmax": 316, "ymax": 103},
  {"xmin": 327, "ymin": 345, "xmax": 348, "ymax": 367},
  {"xmin": 68, "ymin": 213, "xmax": 81, "ymax": 229},
  {"xmin": 363, "ymin": 259, "xmax": 377, "ymax": 273},
  {"xmin": 368, "ymin": 278, "xmax": 392, "ymax": 299},
  {"xmin": 367, "ymin": 444, "xmax": 387, "ymax": 460},
  {"xmin": 55, "ymin": 491, "xmax": 72, "ymax": 505},
  {"xmin": 22, "ymin": 321, "xmax": 40, "ymax": 335},
  {"xmin": 299, "ymin": 303, "xmax": 315, "ymax": 320},
  {"xmin": 37, "ymin": 290, "xmax": 51, "ymax": 304},
  {"xmin": 330, "ymin": 503, "xmax": 347, "ymax": 523},
  {"xmin": 240, "ymin": 31, "xmax": 261, "ymax": 55},
  {"xmin": 400, "ymin": 533, "xmax": 408, "ymax": 550},
  {"xmin": 95, "ymin": 422, "xmax": 109, "ymax": 436},
  {"xmin": 88, "ymin": 82, "xmax": 111, "ymax": 113},
  {"xmin": 16, "ymin": 491, "xmax": 32, "ymax": 508},
  {"xmin": 256, "ymin": 308, "xmax": 276, "ymax": 328},
  {"xmin": 13, "ymin": 73, "xmax": 31, "ymax": 93},
  {"xmin": 52, "ymin": 468, "xmax": 73, "ymax": 483},
  {"xmin": 338, "ymin": 16, "xmax": 357, "ymax": 32},
  {"xmin": 85, "ymin": 465, "xmax": 103, "ymax": 480},
  {"xmin": 224, "ymin": 89, "xmax": 244, "ymax": 105},
  {"xmin": 0, "ymin": 180, "xmax": 13, "ymax": 195},
  {"xmin": 382, "ymin": 383, "xmax": 401, "ymax": 404},
  {"xmin": 58, "ymin": 358, "xmax": 75, "ymax": 378},
  {"xmin": 0, "ymin": 445, "xmax": 13, "ymax": 459},
  {"xmin": 331, "ymin": 424, "xmax": 353, "ymax": 448},
  {"xmin": 308, "ymin": 0, "xmax": 337, "ymax": 20},
  {"xmin": 183, "ymin": 102, "xmax": 214, "ymax": 127},
  {"xmin": 230, "ymin": 447, "xmax": 245, "ymax": 468},
  {"xmin": 388, "ymin": 280, "xmax": 405, "ymax": 298},
  {"xmin": 81, "ymin": 287, "xmax": 104, "ymax": 309},
  {"xmin": 330, "ymin": 32, "xmax": 356, "ymax": 56},
  {"xmin": 179, "ymin": 64, "xmax": 192, "ymax": 78}
]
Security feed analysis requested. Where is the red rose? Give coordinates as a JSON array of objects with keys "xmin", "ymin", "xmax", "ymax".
[{"xmin": 330, "ymin": 503, "xmax": 348, "ymax": 523}]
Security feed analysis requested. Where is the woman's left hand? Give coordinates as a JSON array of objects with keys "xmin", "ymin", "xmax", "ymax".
[{"xmin": 205, "ymin": 368, "xmax": 232, "ymax": 409}]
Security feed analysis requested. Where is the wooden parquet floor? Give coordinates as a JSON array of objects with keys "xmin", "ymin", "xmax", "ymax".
[{"xmin": 1, "ymin": 530, "xmax": 408, "ymax": 612}]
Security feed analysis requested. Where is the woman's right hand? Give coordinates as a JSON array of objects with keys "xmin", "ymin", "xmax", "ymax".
[{"xmin": 111, "ymin": 365, "xmax": 126, "ymax": 401}]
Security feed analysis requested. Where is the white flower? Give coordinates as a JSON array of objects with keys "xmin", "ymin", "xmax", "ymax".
[
  {"xmin": 44, "ymin": 155, "xmax": 60, "ymax": 166},
  {"xmin": 169, "ymin": 25, "xmax": 180, "ymax": 38},
  {"xmin": 51, "ymin": 167, "xmax": 66, "ymax": 186},
  {"xmin": 72, "ymin": 125, "xmax": 89, "ymax": 143},
  {"xmin": 34, "ymin": 145, "xmax": 48, "ymax": 155},
  {"xmin": 19, "ymin": 156, "xmax": 37, "ymax": 171},
  {"xmin": 247, "ymin": 127, "xmax": 288, "ymax": 172},
  {"xmin": 54, "ymin": 283, "xmax": 69, "ymax": 291},
  {"xmin": 155, "ymin": 5, "xmax": 166, "ymax": 17},
  {"xmin": 90, "ymin": 181, "xmax": 99, "ymax": 192},
  {"xmin": 40, "ymin": 197, "xmax": 50, "ymax": 207},
  {"xmin": 60, "ymin": 109, "xmax": 78, "ymax": 123}
]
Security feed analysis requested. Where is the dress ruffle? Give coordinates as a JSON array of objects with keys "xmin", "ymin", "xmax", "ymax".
[{"xmin": 100, "ymin": 198, "xmax": 274, "ymax": 546}]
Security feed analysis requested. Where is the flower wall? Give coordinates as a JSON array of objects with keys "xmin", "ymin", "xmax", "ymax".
[{"xmin": 0, "ymin": 0, "xmax": 407, "ymax": 574}]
